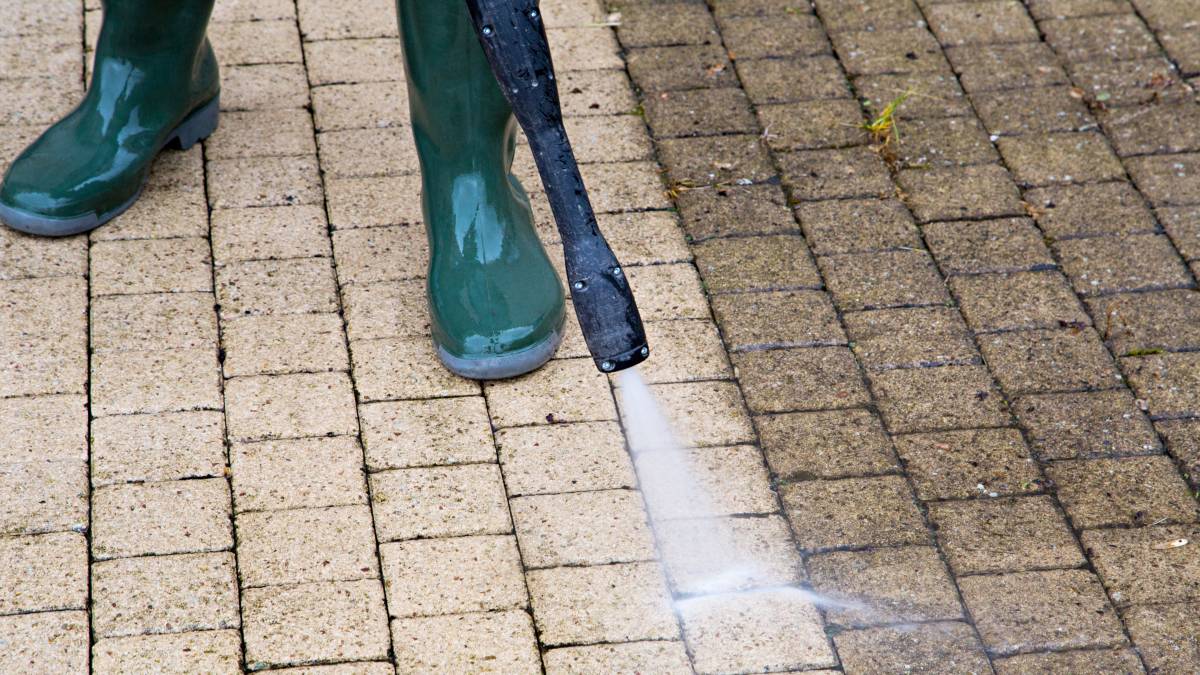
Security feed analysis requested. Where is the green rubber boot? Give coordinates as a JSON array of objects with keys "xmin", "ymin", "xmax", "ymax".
[
  {"xmin": 396, "ymin": 0, "xmax": 566, "ymax": 380},
  {"xmin": 0, "ymin": 0, "xmax": 219, "ymax": 237}
]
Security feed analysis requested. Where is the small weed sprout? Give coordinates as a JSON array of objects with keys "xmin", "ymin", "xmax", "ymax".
[{"xmin": 862, "ymin": 90, "xmax": 912, "ymax": 168}]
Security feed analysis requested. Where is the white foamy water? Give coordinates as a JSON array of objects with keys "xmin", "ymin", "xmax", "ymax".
[{"xmin": 618, "ymin": 368, "xmax": 861, "ymax": 609}]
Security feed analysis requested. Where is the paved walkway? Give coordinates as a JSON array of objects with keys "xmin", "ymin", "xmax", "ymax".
[{"xmin": 2, "ymin": 0, "xmax": 1199, "ymax": 672}]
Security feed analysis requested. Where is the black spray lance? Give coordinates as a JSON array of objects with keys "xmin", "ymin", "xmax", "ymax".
[{"xmin": 464, "ymin": 0, "xmax": 650, "ymax": 374}]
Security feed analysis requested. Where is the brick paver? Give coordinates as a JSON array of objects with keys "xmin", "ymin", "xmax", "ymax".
[{"xmin": 2, "ymin": 0, "xmax": 1200, "ymax": 672}]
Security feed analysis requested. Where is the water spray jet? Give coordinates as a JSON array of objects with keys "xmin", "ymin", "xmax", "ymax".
[{"xmin": 466, "ymin": 0, "xmax": 649, "ymax": 374}]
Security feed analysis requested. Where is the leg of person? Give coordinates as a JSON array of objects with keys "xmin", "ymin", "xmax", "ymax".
[
  {"xmin": 0, "ymin": 0, "xmax": 219, "ymax": 237},
  {"xmin": 395, "ymin": 0, "xmax": 566, "ymax": 380}
]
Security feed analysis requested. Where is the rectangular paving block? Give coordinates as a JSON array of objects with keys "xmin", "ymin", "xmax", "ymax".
[
  {"xmin": 527, "ymin": 563, "xmax": 679, "ymax": 646},
  {"xmin": 359, "ymin": 396, "xmax": 495, "ymax": 471},
  {"xmin": 496, "ymin": 421, "xmax": 636, "ymax": 496},
  {"xmin": 369, "ymin": 464, "xmax": 511, "ymax": 541},
  {"xmin": 242, "ymin": 579, "xmax": 390, "ymax": 669},
  {"xmin": 958, "ymin": 569, "xmax": 1126, "ymax": 655},
  {"xmin": 92, "ymin": 410, "xmax": 226, "ymax": 486},
  {"xmin": 755, "ymin": 408, "xmax": 900, "ymax": 480},
  {"xmin": 544, "ymin": 641, "xmax": 692, "ymax": 675},
  {"xmin": 678, "ymin": 590, "xmax": 836, "ymax": 674},
  {"xmin": 929, "ymin": 495, "xmax": 1085, "ymax": 574},
  {"xmin": 91, "ymin": 630, "xmax": 242, "ymax": 675},
  {"xmin": 391, "ymin": 610, "xmax": 541, "ymax": 674},
  {"xmin": 91, "ymin": 552, "xmax": 239, "ymax": 638},
  {"xmin": 0, "ymin": 611, "xmax": 89, "ymax": 674},
  {"xmin": 91, "ymin": 292, "xmax": 218, "ymax": 353},
  {"xmin": 224, "ymin": 371, "xmax": 359, "ymax": 442},
  {"xmin": 1082, "ymin": 524, "xmax": 1200, "ymax": 605},
  {"xmin": 894, "ymin": 427, "xmax": 1042, "ymax": 500},
  {"xmin": 380, "ymin": 535, "xmax": 526, "ymax": 618},
  {"xmin": 210, "ymin": 204, "xmax": 331, "ymax": 263},
  {"xmin": 845, "ymin": 306, "xmax": 980, "ymax": 371},
  {"xmin": 732, "ymin": 347, "xmax": 871, "ymax": 414},
  {"xmin": 807, "ymin": 546, "xmax": 963, "ymax": 627},
  {"xmin": 237, "ymin": 505, "xmax": 379, "ymax": 587},
  {"xmin": 0, "ymin": 459, "xmax": 88, "ymax": 536},
  {"xmin": 656, "ymin": 514, "xmax": 802, "ymax": 595},
  {"xmin": 0, "ymin": 394, "xmax": 87, "ymax": 465},
  {"xmin": 869, "ymin": 365, "xmax": 1011, "ymax": 433},
  {"xmin": 485, "ymin": 357, "xmax": 617, "ymax": 427},
  {"xmin": 230, "ymin": 436, "xmax": 368, "ymax": 512},
  {"xmin": 512, "ymin": 489, "xmax": 656, "ymax": 568},
  {"xmin": 221, "ymin": 312, "xmax": 349, "ymax": 377},
  {"xmin": 834, "ymin": 622, "xmax": 991, "ymax": 674},
  {"xmin": 0, "ymin": 531, "xmax": 87, "ymax": 615},
  {"xmin": 91, "ymin": 478, "xmax": 233, "ymax": 560},
  {"xmin": 1048, "ymin": 456, "xmax": 1199, "ymax": 529},
  {"xmin": 91, "ymin": 348, "xmax": 222, "ymax": 417},
  {"xmin": 782, "ymin": 475, "xmax": 929, "ymax": 552}
]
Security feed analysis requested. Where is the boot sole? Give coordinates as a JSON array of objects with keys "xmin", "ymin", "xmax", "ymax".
[
  {"xmin": 0, "ymin": 95, "xmax": 220, "ymax": 237},
  {"xmin": 436, "ymin": 323, "xmax": 564, "ymax": 381}
]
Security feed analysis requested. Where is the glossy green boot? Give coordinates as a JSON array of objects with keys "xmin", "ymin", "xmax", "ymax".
[
  {"xmin": 396, "ymin": 0, "xmax": 566, "ymax": 380},
  {"xmin": 0, "ymin": 0, "xmax": 219, "ymax": 237}
]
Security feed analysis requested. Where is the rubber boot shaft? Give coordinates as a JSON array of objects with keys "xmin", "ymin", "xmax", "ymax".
[
  {"xmin": 396, "ymin": 0, "xmax": 565, "ymax": 378},
  {"xmin": 0, "ymin": 0, "xmax": 218, "ymax": 236}
]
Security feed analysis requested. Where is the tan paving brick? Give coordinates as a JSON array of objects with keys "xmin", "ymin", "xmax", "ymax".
[
  {"xmin": 91, "ymin": 552, "xmax": 239, "ymax": 638},
  {"xmin": 819, "ymin": 249, "xmax": 951, "ymax": 311},
  {"xmin": 216, "ymin": 257, "xmax": 339, "ymax": 318},
  {"xmin": 238, "ymin": 505, "xmax": 378, "ymax": 587},
  {"xmin": 317, "ymin": 128, "xmax": 420, "ymax": 179},
  {"xmin": 869, "ymin": 364, "xmax": 1011, "ymax": 433},
  {"xmin": 391, "ymin": 610, "xmax": 540, "ymax": 674},
  {"xmin": 341, "ymin": 279, "xmax": 427, "ymax": 341},
  {"xmin": 756, "ymin": 408, "xmax": 900, "ymax": 480},
  {"xmin": 0, "ymin": 394, "xmax": 87, "ymax": 465},
  {"xmin": 925, "ymin": 217, "xmax": 1054, "ymax": 275},
  {"xmin": 1083, "ymin": 524, "xmax": 1200, "ymax": 605},
  {"xmin": 656, "ymin": 514, "xmax": 802, "ymax": 594},
  {"xmin": 733, "ymin": 346, "xmax": 871, "ymax": 414},
  {"xmin": 780, "ymin": 146, "xmax": 893, "ymax": 200},
  {"xmin": 222, "ymin": 313, "xmax": 348, "ymax": 377},
  {"xmin": 496, "ymin": 421, "xmax": 636, "ymax": 496},
  {"xmin": 712, "ymin": 290, "xmax": 844, "ymax": 351},
  {"xmin": 638, "ymin": 319, "xmax": 732, "ymax": 384},
  {"xmin": 91, "ymin": 292, "xmax": 217, "ymax": 353},
  {"xmin": 1056, "ymin": 233, "xmax": 1192, "ymax": 296},
  {"xmin": 1123, "ymin": 601, "xmax": 1200, "ymax": 672},
  {"xmin": 220, "ymin": 62, "xmax": 310, "ymax": 111},
  {"xmin": 544, "ymin": 641, "xmax": 692, "ymax": 675},
  {"xmin": 91, "ymin": 348, "xmax": 220, "ymax": 417},
  {"xmin": 303, "ymin": 38, "xmax": 404, "ymax": 88},
  {"xmin": 993, "ymin": 648, "xmax": 1145, "ymax": 675},
  {"xmin": 1025, "ymin": 181, "xmax": 1157, "ymax": 239},
  {"xmin": 512, "ymin": 490, "xmax": 655, "ymax": 568},
  {"xmin": 209, "ymin": 18, "xmax": 302, "ymax": 66},
  {"xmin": 980, "ymin": 327, "xmax": 1121, "ymax": 395},
  {"xmin": 311, "ymin": 81, "xmax": 409, "ymax": 132},
  {"xmin": 206, "ymin": 155, "xmax": 322, "ymax": 209},
  {"xmin": 1049, "ymin": 456, "xmax": 1198, "ymax": 529},
  {"xmin": 845, "ymin": 306, "xmax": 980, "ymax": 371},
  {"xmin": 92, "ymin": 410, "xmax": 225, "ymax": 486},
  {"xmin": 693, "ymin": 234, "xmax": 823, "ymax": 293},
  {"xmin": 92, "ymin": 478, "xmax": 232, "ymax": 560},
  {"xmin": 808, "ymin": 546, "xmax": 962, "ymax": 627},
  {"xmin": 798, "ymin": 198, "xmax": 919, "ymax": 256},
  {"xmin": 959, "ymin": 569, "xmax": 1126, "ymax": 655},
  {"xmin": 370, "ymin": 464, "xmax": 511, "ymax": 541},
  {"xmin": 210, "ymin": 204, "xmax": 332, "ymax": 263},
  {"xmin": 624, "ymin": 263, "xmax": 710, "ymax": 321},
  {"xmin": 619, "ymin": 380, "xmax": 755, "ymax": 448},
  {"xmin": 898, "ymin": 163, "xmax": 1025, "ymax": 223},
  {"xmin": 950, "ymin": 270, "xmax": 1089, "ymax": 332},
  {"xmin": 0, "ymin": 227, "xmax": 87, "ymax": 280},
  {"xmin": 380, "ymin": 535, "xmax": 526, "ymax": 618},
  {"xmin": 896, "ymin": 427, "xmax": 1042, "ymax": 500},
  {"xmin": 782, "ymin": 475, "xmax": 929, "ymax": 552},
  {"xmin": 230, "ymin": 436, "xmax": 367, "ymax": 512},
  {"xmin": 1090, "ymin": 289, "xmax": 1200, "ymax": 355},
  {"xmin": 0, "ymin": 611, "xmax": 89, "ymax": 674},
  {"xmin": 224, "ymin": 371, "xmax": 359, "ymax": 442},
  {"xmin": 527, "ymin": 563, "xmax": 678, "ymax": 646},
  {"xmin": 831, "ymin": 27, "xmax": 948, "ymax": 76},
  {"xmin": 678, "ymin": 590, "xmax": 836, "ymax": 673},
  {"xmin": 0, "ymin": 460, "xmax": 88, "ymax": 536},
  {"xmin": 91, "ymin": 630, "xmax": 243, "ymax": 675},
  {"xmin": 0, "ymin": 532, "xmax": 87, "ymax": 615},
  {"xmin": 834, "ymin": 622, "xmax": 990, "ymax": 675},
  {"xmin": 242, "ymin": 580, "xmax": 390, "ymax": 669},
  {"xmin": 358, "ymin": 396, "xmax": 492, "ymax": 471},
  {"xmin": 486, "ymin": 357, "xmax": 615, "ymax": 427},
  {"xmin": 207, "ymin": 109, "xmax": 315, "ymax": 160},
  {"xmin": 929, "ymin": 495, "xmax": 1084, "ymax": 574},
  {"xmin": 352, "ymin": 337, "xmax": 480, "ymax": 402},
  {"xmin": 331, "ymin": 225, "xmax": 427, "ymax": 284},
  {"xmin": 90, "ymin": 237, "xmax": 212, "ymax": 296},
  {"xmin": 1121, "ymin": 351, "xmax": 1200, "ymax": 418}
]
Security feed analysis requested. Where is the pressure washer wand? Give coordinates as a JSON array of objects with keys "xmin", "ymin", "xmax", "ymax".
[{"xmin": 465, "ymin": 0, "xmax": 649, "ymax": 374}]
